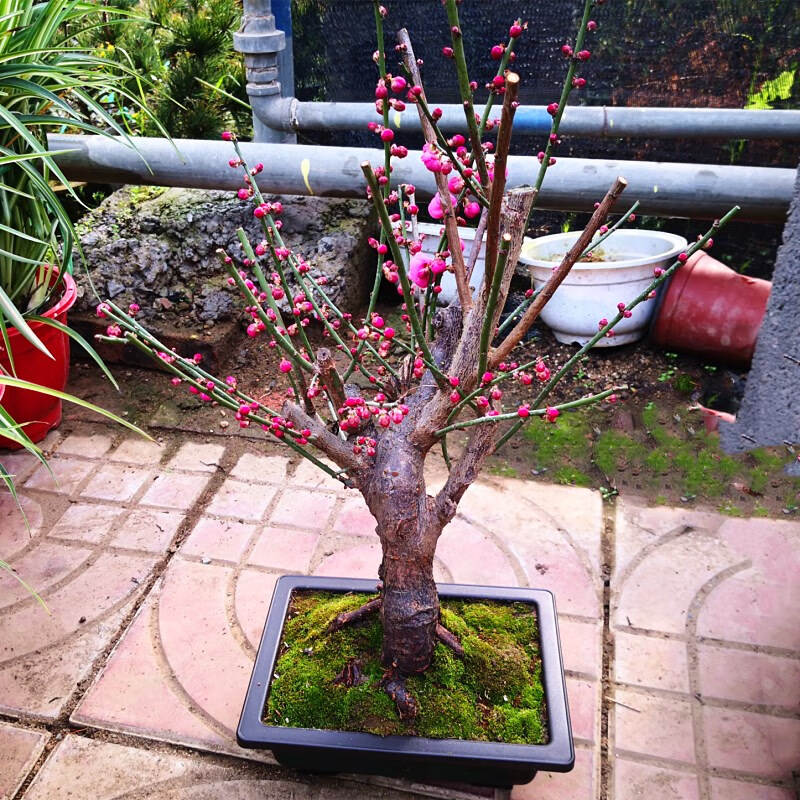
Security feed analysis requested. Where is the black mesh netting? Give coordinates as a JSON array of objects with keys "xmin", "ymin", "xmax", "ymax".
[
  {"xmin": 290, "ymin": 0, "xmax": 800, "ymax": 278},
  {"xmin": 293, "ymin": 0, "xmax": 800, "ymax": 165}
]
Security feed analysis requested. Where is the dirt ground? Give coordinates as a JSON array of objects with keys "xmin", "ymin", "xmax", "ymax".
[{"xmin": 75, "ymin": 299, "xmax": 799, "ymax": 522}]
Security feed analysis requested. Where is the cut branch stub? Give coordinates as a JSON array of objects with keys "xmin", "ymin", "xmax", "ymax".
[{"xmin": 315, "ymin": 347, "xmax": 347, "ymax": 413}]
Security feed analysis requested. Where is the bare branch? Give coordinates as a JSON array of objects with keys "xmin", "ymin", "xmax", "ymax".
[
  {"xmin": 484, "ymin": 72, "xmax": 520, "ymax": 289},
  {"xmin": 466, "ymin": 206, "xmax": 488, "ymax": 283},
  {"xmin": 397, "ymin": 28, "xmax": 473, "ymax": 312},
  {"xmin": 435, "ymin": 422, "xmax": 495, "ymax": 512},
  {"xmin": 491, "ymin": 176, "xmax": 628, "ymax": 367},
  {"xmin": 282, "ymin": 400, "xmax": 367, "ymax": 477}
]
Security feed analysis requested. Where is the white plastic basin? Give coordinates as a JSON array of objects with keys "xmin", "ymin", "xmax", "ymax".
[
  {"xmin": 518, "ymin": 230, "xmax": 688, "ymax": 347},
  {"xmin": 415, "ymin": 222, "xmax": 486, "ymax": 304}
]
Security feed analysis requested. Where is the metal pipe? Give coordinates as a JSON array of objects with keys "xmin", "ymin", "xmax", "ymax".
[
  {"xmin": 272, "ymin": 0, "xmax": 294, "ymax": 101},
  {"xmin": 258, "ymin": 100, "xmax": 800, "ymax": 140},
  {"xmin": 233, "ymin": 0, "xmax": 294, "ymax": 144},
  {"xmin": 48, "ymin": 134, "xmax": 795, "ymax": 222}
]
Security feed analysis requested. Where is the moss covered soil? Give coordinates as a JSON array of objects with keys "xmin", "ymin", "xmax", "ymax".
[{"xmin": 264, "ymin": 591, "xmax": 548, "ymax": 745}]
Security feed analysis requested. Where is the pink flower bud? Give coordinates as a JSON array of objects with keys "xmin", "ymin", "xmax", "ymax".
[
  {"xmin": 279, "ymin": 359, "xmax": 292, "ymax": 373},
  {"xmin": 464, "ymin": 201, "xmax": 481, "ymax": 218}
]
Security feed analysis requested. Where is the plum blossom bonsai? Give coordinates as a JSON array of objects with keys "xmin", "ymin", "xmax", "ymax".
[{"xmin": 97, "ymin": 0, "xmax": 737, "ymax": 718}]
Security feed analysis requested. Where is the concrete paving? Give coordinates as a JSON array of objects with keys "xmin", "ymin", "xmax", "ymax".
[{"xmin": 1, "ymin": 422, "xmax": 798, "ymax": 800}]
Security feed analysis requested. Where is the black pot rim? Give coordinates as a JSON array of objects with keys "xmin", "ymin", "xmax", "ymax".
[{"xmin": 237, "ymin": 575, "xmax": 574, "ymax": 772}]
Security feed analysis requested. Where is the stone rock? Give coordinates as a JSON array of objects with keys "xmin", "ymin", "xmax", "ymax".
[
  {"xmin": 719, "ymin": 163, "xmax": 800, "ymax": 471},
  {"xmin": 73, "ymin": 187, "xmax": 376, "ymax": 327}
]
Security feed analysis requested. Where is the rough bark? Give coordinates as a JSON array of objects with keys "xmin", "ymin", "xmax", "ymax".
[
  {"xmin": 364, "ymin": 432, "xmax": 440, "ymax": 675},
  {"xmin": 355, "ymin": 306, "xmax": 466, "ymax": 676}
]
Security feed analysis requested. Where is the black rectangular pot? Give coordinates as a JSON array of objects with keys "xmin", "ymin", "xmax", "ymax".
[{"xmin": 237, "ymin": 575, "xmax": 574, "ymax": 788}]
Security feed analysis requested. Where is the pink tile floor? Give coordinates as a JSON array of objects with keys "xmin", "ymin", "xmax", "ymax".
[{"xmin": 1, "ymin": 424, "xmax": 798, "ymax": 800}]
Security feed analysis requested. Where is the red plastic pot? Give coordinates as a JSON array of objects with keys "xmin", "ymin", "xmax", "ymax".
[
  {"xmin": 651, "ymin": 252, "xmax": 771, "ymax": 366},
  {"xmin": 0, "ymin": 272, "xmax": 77, "ymax": 449}
]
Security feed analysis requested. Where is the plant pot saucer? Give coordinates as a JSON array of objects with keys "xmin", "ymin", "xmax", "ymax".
[{"xmin": 238, "ymin": 575, "xmax": 574, "ymax": 788}]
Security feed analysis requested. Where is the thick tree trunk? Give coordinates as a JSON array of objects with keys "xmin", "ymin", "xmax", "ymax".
[
  {"xmin": 379, "ymin": 534, "xmax": 439, "ymax": 675},
  {"xmin": 364, "ymin": 433, "xmax": 443, "ymax": 676}
]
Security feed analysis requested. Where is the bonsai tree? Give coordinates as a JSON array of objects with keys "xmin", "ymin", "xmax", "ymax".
[{"xmin": 98, "ymin": 0, "xmax": 737, "ymax": 717}]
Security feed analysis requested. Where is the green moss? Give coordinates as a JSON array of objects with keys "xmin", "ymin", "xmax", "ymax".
[
  {"xmin": 594, "ymin": 430, "xmax": 648, "ymax": 475},
  {"xmin": 672, "ymin": 373, "xmax": 697, "ymax": 394},
  {"xmin": 129, "ymin": 185, "xmax": 168, "ymax": 204},
  {"xmin": 522, "ymin": 412, "xmax": 592, "ymax": 468},
  {"xmin": 645, "ymin": 450, "xmax": 671, "ymax": 474},
  {"xmin": 264, "ymin": 591, "xmax": 547, "ymax": 745},
  {"xmin": 489, "ymin": 463, "xmax": 519, "ymax": 478},
  {"xmin": 554, "ymin": 466, "xmax": 592, "ymax": 486}
]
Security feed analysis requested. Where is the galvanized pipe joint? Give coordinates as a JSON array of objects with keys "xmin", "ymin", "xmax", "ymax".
[{"xmin": 233, "ymin": 0, "xmax": 292, "ymax": 143}]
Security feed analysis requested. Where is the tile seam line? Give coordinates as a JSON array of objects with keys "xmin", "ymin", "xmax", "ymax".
[
  {"xmin": 611, "ymin": 749, "xmax": 798, "ymax": 789},
  {"xmin": 10, "ymin": 437, "xmax": 227, "ymax": 792},
  {"xmin": 608, "ymin": 626, "xmax": 800, "ymax": 659},
  {"xmin": 608, "ymin": 680, "xmax": 800, "ymax": 719},
  {"xmin": 600, "ymin": 496, "xmax": 616, "ymax": 800},
  {"xmin": 685, "ymin": 559, "xmax": 753, "ymax": 800},
  {"xmin": 225, "ymin": 482, "xmax": 287, "ymax": 660}
]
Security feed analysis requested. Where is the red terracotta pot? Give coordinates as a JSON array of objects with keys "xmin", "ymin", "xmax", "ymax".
[
  {"xmin": 651, "ymin": 252, "xmax": 771, "ymax": 366},
  {"xmin": 0, "ymin": 272, "xmax": 77, "ymax": 449}
]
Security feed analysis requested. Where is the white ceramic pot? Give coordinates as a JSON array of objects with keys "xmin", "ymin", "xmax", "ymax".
[
  {"xmin": 415, "ymin": 222, "xmax": 486, "ymax": 304},
  {"xmin": 518, "ymin": 230, "xmax": 688, "ymax": 347}
]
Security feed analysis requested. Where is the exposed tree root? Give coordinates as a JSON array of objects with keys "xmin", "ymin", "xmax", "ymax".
[
  {"xmin": 326, "ymin": 597, "xmax": 382, "ymax": 634},
  {"xmin": 380, "ymin": 670, "xmax": 419, "ymax": 721},
  {"xmin": 436, "ymin": 622, "xmax": 465, "ymax": 657},
  {"xmin": 332, "ymin": 658, "xmax": 367, "ymax": 688}
]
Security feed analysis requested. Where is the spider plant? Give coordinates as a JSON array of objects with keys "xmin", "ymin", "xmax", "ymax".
[
  {"xmin": 0, "ymin": 1, "xmax": 164, "ymax": 599},
  {"xmin": 0, "ymin": 0, "xmax": 167, "ymax": 355}
]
